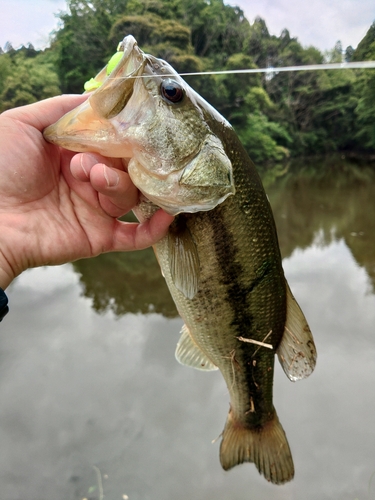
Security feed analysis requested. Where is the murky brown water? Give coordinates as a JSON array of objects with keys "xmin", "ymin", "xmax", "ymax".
[{"xmin": 2, "ymin": 157, "xmax": 375, "ymax": 499}]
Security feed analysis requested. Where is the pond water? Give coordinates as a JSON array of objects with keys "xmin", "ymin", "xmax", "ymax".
[{"xmin": 1, "ymin": 158, "xmax": 375, "ymax": 500}]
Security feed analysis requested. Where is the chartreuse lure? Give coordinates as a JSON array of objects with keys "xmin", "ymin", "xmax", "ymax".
[{"xmin": 84, "ymin": 43, "xmax": 124, "ymax": 91}]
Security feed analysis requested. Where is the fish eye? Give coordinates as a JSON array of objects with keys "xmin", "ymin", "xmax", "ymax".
[{"xmin": 161, "ymin": 79, "xmax": 184, "ymax": 104}]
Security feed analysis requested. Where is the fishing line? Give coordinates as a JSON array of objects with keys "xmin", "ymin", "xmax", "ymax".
[
  {"xmin": 108, "ymin": 60, "xmax": 375, "ymax": 81},
  {"xmin": 176, "ymin": 60, "xmax": 375, "ymax": 76}
]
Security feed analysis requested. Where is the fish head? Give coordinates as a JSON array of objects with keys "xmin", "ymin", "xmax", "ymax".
[{"xmin": 44, "ymin": 35, "xmax": 235, "ymax": 215}]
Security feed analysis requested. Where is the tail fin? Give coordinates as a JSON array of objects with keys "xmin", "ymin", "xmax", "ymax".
[{"xmin": 219, "ymin": 409, "xmax": 294, "ymax": 484}]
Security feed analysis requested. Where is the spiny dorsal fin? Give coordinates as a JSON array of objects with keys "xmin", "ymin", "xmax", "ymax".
[
  {"xmin": 168, "ymin": 219, "xmax": 200, "ymax": 300},
  {"xmin": 277, "ymin": 282, "xmax": 317, "ymax": 381},
  {"xmin": 175, "ymin": 324, "xmax": 218, "ymax": 371}
]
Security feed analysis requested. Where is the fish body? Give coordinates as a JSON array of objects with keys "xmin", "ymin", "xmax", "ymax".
[{"xmin": 44, "ymin": 36, "xmax": 317, "ymax": 484}]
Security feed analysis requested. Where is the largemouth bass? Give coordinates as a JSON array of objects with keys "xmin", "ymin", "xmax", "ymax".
[{"xmin": 44, "ymin": 35, "xmax": 317, "ymax": 484}]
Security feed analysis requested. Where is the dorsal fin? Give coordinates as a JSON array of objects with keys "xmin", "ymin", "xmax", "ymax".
[
  {"xmin": 175, "ymin": 324, "xmax": 218, "ymax": 371},
  {"xmin": 277, "ymin": 282, "xmax": 317, "ymax": 381}
]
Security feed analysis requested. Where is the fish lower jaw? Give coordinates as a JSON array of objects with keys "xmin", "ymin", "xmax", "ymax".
[
  {"xmin": 136, "ymin": 190, "xmax": 233, "ymax": 216},
  {"xmin": 43, "ymin": 132, "xmax": 92, "ymax": 152}
]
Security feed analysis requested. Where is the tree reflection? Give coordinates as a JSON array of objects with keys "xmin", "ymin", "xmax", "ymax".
[
  {"xmin": 265, "ymin": 156, "xmax": 375, "ymax": 291},
  {"xmin": 73, "ymin": 248, "xmax": 178, "ymax": 317}
]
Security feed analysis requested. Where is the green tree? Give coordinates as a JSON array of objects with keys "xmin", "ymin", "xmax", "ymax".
[
  {"xmin": 354, "ymin": 72, "xmax": 375, "ymax": 150},
  {"xmin": 352, "ymin": 21, "xmax": 375, "ymax": 150},
  {"xmin": 52, "ymin": 0, "xmax": 124, "ymax": 93},
  {"xmin": 353, "ymin": 21, "xmax": 375, "ymax": 61},
  {"xmin": 0, "ymin": 50, "xmax": 60, "ymax": 112},
  {"xmin": 109, "ymin": 13, "xmax": 194, "ymax": 67},
  {"xmin": 0, "ymin": 52, "xmax": 12, "ymax": 96},
  {"xmin": 262, "ymin": 37, "xmax": 324, "ymax": 155},
  {"xmin": 326, "ymin": 40, "xmax": 343, "ymax": 63},
  {"xmin": 243, "ymin": 17, "xmax": 273, "ymax": 69},
  {"xmin": 234, "ymin": 86, "xmax": 291, "ymax": 163}
]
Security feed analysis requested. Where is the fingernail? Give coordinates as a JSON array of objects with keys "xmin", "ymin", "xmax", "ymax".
[
  {"xmin": 80, "ymin": 154, "xmax": 89, "ymax": 178},
  {"xmin": 80, "ymin": 153, "xmax": 99, "ymax": 178},
  {"xmin": 103, "ymin": 165, "xmax": 119, "ymax": 187}
]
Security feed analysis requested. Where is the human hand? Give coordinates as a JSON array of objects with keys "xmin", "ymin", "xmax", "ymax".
[{"xmin": 0, "ymin": 95, "xmax": 174, "ymax": 289}]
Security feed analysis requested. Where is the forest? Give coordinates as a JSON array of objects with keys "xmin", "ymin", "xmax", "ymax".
[{"xmin": 0, "ymin": 0, "xmax": 374, "ymax": 163}]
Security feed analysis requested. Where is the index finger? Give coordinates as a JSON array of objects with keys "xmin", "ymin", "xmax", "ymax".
[{"xmin": 3, "ymin": 94, "xmax": 88, "ymax": 131}]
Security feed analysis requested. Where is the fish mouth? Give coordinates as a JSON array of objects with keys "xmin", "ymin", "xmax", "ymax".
[{"xmin": 43, "ymin": 35, "xmax": 145, "ymax": 156}]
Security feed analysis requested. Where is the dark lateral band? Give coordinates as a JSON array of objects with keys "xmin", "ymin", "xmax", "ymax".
[{"xmin": 0, "ymin": 288, "xmax": 9, "ymax": 321}]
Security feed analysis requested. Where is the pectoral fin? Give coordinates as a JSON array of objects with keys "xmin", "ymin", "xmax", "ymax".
[
  {"xmin": 175, "ymin": 324, "xmax": 218, "ymax": 371},
  {"xmin": 277, "ymin": 282, "xmax": 317, "ymax": 381},
  {"xmin": 168, "ymin": 219, "xmax": 200, "ymax": 299}
]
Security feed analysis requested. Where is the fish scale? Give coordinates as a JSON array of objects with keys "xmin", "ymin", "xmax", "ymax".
[{"xmin": 152, "ymin": 137, "xmax": 287, "ymax": 426}]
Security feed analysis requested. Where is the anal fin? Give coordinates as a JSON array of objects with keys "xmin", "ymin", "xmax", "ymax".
[
  {"xmin": 175, "ymin": 324, "xmax": 218, "ymax": 371},
  {"xmin": 277, "ymin": 281, "xmax": 317, "ymax": 381}
]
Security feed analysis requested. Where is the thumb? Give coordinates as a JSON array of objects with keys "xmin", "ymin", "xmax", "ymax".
[{"xmin": 111, "ymin": 209, "xmax": 174, "ymax": 251}]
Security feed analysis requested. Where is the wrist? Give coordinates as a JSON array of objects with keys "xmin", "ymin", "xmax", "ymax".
[
  {"xmin": 0, "ymin": 249, "xmax": 17, "ymax": 290},
  {"xmin": 0, "ymin": 216, "xmax": 29, "ymax": 289}
]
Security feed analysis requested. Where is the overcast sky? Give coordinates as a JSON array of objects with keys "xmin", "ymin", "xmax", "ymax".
[{"xmin": 1, "ymin": 0, "xmax": 374, "ymax": 54}]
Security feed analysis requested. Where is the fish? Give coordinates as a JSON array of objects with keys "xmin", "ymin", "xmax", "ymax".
[{"xmin": 44, "ymin": 35, "xmax": 317, "ymax": 484}]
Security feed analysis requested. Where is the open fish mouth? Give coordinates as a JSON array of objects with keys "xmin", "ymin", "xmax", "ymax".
[{"xmin": 43, "ymin": 35, "xmax": 145, "ymax": 155}]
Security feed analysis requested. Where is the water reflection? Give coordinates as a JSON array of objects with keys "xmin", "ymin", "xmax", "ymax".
[
  {"xmin": 2, "ymin": 157, "xmax": 375, "ymax": 499},
  {"xmin": 266, "ymin": 157, "xmax": 375, "ymax": 291},
  {"xmin": 73, "ymin": 249, "xmax": 177, "ymax": 317}
]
